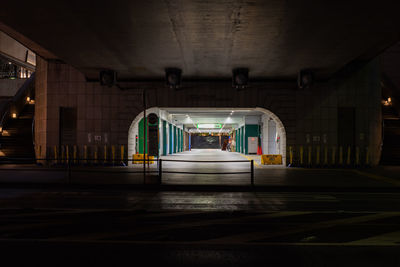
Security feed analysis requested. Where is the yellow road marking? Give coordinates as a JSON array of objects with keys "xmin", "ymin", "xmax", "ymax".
[
  {"xmin": 353, "ymin": 170, "xmax": 400, "ymax": 186},
  {"xmin": 238, "ymin": 154, "xmax": 260, "ymax": 168}
]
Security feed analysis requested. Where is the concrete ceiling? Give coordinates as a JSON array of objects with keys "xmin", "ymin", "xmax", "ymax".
[
  {"xmin": 164, "ymin": 107, "xmax": 263, "ymax": 132},
  {"xmin": 1, "ymin": 1, "xmax": 400, "ymax": 80}
]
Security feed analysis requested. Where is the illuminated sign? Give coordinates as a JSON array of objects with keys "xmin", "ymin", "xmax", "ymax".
[{"xmin": 196, "ymin": 123, "xmax": 222, "ymax": 129}]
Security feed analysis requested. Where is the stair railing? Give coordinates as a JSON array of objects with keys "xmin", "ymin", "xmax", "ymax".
[{"xmin": 0, "ymin": 73, "xmax": 35, "ymax": 133}]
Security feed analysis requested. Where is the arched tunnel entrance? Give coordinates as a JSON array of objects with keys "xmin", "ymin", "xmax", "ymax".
[{"xmin": 128, "ymin": 107, "xmax": 286, "ymax": 169}]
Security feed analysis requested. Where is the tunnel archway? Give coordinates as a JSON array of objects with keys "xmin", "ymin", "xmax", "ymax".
[{"xmin": 128, "ymin": 107, "xmax": 286, "ymax": 166}]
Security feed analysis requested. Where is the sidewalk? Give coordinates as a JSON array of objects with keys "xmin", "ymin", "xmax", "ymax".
[{"xmin": 0, "ymin": 164, "xmax": 399, "ymax": 191}]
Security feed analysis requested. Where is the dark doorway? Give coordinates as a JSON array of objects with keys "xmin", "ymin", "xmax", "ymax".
[
  {"xmin": 338, "ymin": 107, "xmax": 355, "ymax": 163},
  {"xmin": 59, "ymin": 107, "xmax": 77, "ymax": 146}
]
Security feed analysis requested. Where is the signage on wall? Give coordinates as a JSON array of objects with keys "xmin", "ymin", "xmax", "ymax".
[{"xmin": 196, "ymin": 124, "xmax": 222, "ymax": 129}]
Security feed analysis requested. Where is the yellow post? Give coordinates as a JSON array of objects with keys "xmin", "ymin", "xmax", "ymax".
[
  {"xmin": 316, "ymin": 146, "xmax": 320, "ymax": 166},
  {"xmin": 308, "ymin": 146, "xmax": 312, "ymax": 166},
  {"xmin": 94, "ymin": 146, "xmax": 98, "ymax": 164},
  {"xmin": 73, "ymin": 145, "xmax": 77, "ymax": 164},
  {"xmin": 346, "ymin": 146, "xmax": 351, "ymax": 166},
  {"xmin": 300, "ymin": 146, "xmax": 304, "ymax": 166},
  {"xmin": 366, "ymin": 147, "xmax": 370, "ymax": 166},
  {"xmin": 60, "ymin": 145, "xmax": 64, "ymax": 164},
  {"xmin": 324, "ymin": 146, "xmax": 328, "ymax": 166},
  {"xmin": 355, "ymin": 146, "xmax": 360, "ymax": 166},
  {"xmin": 54, "ymin": 145, "xmax": 58, "ymax": 164},
  {"xmin": 332, "ymin": 146, "xmax": 336, "ymax": 166},
  {"xmin": 84, "ymin": 145, "xmax": 87, "ymax": 164},
  {"xmin": 121, "ymin": 145, "xmax": 125, "ymax": 163},
  {"xmin": 339, "ymin": 146, "xmax": 343, "ymax": 165},
  {"xmin": 289, "ymin": 146, "xmax": 293, "ymax": 165},
  {"xmin": 112, "ymin": 145, "xmax": 116, "ymax": 165},
  {"xmin": 104, "ymin": 145, "xmax": 107, "ymax": 164},
  {"xmin": 66, "ymin": 145, "xmax": 69, "ymax": 164}
]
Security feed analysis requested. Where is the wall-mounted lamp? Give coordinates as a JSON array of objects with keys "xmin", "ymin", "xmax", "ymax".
[
  {"xmin": 298, "ymin": 69, "xmax": 314, "ymax": 89},
  {"xmin": 26, "ymin": 96, "xmax": 30, "ymax": 102},
  {"xmin": 99, "ymin": 70, "xmax": 117, "ymax": 87},
  {"xmin": 12, "ymin": 113, "xmax": 17, "ymax": 119},
  {"xmin": 232, "ymin": 68, "xmax": 249, "ymax": 89}
]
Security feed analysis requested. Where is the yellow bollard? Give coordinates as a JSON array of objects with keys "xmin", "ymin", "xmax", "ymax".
[
  {"xmin": 61, "ymin": 145, "xmax": 65, "ymax": 164},
  {"xmin": 121, "ymin": 145, "xmax": 125, "ymax": 163},
  {"xmin": 84, "ymin": 145, "xmax": 88, "ymax": 164},
  {"xmin": 73, "ymin": 145, "xmax": 77, "ymax": 164},
  {"xmin": 289, "ymin": 146, "xmax": 293, "ymax": 165},
  {"xmin": 316, "ymin": 146, "xmax": 320, "ymax": 166},
  {"xmin": 339, "ymin": 146, "xmax": 343, "ymax": 166},
  {"xmin": 66, "ymin": 145, "xmax": 69, "ymax": 164},
  {"xmin": 308, "ymin": 146, "xmax": 312, "ymax": 166},
  {"xmin": 300, "ymin": 146, "xmax": 304, "ymax": 166},
  {"xmin": 104, "ymin": 145, "xmax": 107, "ymax": 164},
  {"xmin": 332, "ymin": 146, "xmax": 336, "ymax": 166},
  {"xmin": 94, "ymin": 146, "xmax": 98, "ymax": 164},
  {"xmin": 112, "ymin": 145, "xmax": 116, "ymax": 165},
  {"xmin": 54, "ymin": 146, "xmax": 58, "ymax": 164},
  {"xmin": 366, "ymin": 147, "xmax": 370, "ymax": 166},
  {"xmin": 346, "ymin": 146, "xmax": 351, "ymax": 166},
  {"xmin": 356, "ymin": 146, "xmax": 360, "ymax": 166},
  {"xmin": 324, "ymin": 146, "xmax": 328, "ymax": 166}
]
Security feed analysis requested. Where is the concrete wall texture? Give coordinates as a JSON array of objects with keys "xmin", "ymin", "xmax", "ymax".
[{"xmin": 34, "ymin": 57, "xmax": 382, "ymax": 165}]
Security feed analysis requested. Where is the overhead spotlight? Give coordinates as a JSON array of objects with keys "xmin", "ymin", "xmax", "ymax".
[
  {"xmin": 165, "ymin": 68, "xmax": 182, "ymax": 89},
  {"xmin": 297, "ymin": 69, "xmax": 314, "ymax": 89},
  {"xmin": 99, "ymin": 70, "xmax": 117, "ymax": 87},
  {"xmin": 232, "ymin": 68, "xmax": 249, "ymax": 89}
]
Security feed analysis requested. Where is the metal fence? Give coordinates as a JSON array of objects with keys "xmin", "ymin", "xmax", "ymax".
[{"xmin": 0, "ymin": 157, "xmax": 255, "ymax": 186}]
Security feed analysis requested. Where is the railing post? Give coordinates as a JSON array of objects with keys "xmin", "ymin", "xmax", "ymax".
[
  {"xmin": 250, "ymin": 160, "xmax": 254, "ymax": 187},
  {"xmin": 159, "ymin": 159, "xmax": 162, "ymax": 184}
]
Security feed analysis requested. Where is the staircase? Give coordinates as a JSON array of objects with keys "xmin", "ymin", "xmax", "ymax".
[
  {"xmin": 0, "ymin": 104, "xmax": 35, "ymax": 163},
  {"xmin": 380, "ymin": 105, "xmax": 400, "ymax": 165},
  {"xmin": 0, "ymin": 74, "xmax": 35, "ymax": 164}
]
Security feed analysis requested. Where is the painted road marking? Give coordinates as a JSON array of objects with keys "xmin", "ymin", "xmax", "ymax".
[
  {"xmin": 353, "ymin": 170, "xmax": 400, "ymax": 186},
  {"xmin": 239, "ymin": 154, "xmax": 260, "ymax": 168}
]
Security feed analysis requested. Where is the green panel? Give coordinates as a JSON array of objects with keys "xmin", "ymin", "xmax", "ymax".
[
  {"xmin": 169, "ymin": 123, "xmax": 173, "ymax": 154},
  {"xmin": 244, "ymin": 124, "xmax": 259, "ymax": 154},
  {"xmin": 138, "ymin": 118, "xmax": 148, "ymax": 154},
  {"xmin": 181, "ymin": 130, "xmax": 184, "ymax": 151},
  {"xmin": 173, "ymin": 126, "xmax": 177, "ymax": 153},
  {"xmin": 162, "ymin": 120, "xmax": 167, "ymax": 156}
]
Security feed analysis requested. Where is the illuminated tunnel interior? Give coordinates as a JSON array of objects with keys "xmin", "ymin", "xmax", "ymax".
[{"xmin": 128, "ymin": 107, "xmax": 286, "ymax": 166}]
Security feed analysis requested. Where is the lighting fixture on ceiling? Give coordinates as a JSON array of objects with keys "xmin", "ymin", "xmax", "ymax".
[
  {"xmin": 165, "ymin": 68, "xmax": 182, "ymax": 89},
  {"xmin": 232, "ymin": 68, "xmax": 249, "ymax": 89},
  {"xmin": 99, "ymin": 69, "xmax": 117, "ymax": 87}
]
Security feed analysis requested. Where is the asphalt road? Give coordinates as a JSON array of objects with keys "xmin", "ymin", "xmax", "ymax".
[{"xmin": 1, "ymin": 188, "xmax": 400, "ymax": 266}]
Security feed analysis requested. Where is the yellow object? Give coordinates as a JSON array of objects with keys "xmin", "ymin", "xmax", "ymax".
[
  {"xmin": 94, "ymin": 146, "xmax": 98, "ymax": 164},
  {"xmin": 83, "ymin": 145, "xmax": 87, "ymax": 164},
  {"xmin": 73, "ymin": 145, "xmax": 77, "ymax": 164},
  {"xmin": 121, "ymin": 145, "xmax": 125, "ymax": 162},
  {"xmin": 261, "ymin": 154, "xmax": 282, "ymax": 165},
  {"xmin": 299, "ymin": 146, "xmax": 304, "ymax": 165},
  {"xmin": 66, "ymin": 145, "xmax": 69, "ymax": 163},
  {"xmin": 112, "ymin": 145, "xmax": 116, "ymax": 164},
  {"xmin": 356, "ymin": 147, "xmax": 360, "ymax": 165},
  {"xmin": 133, "ymin": 154, "xmax": 154, "ymax": 164},
  {"xmin": 54, "ymin": 146, "xmax": 58, "ymax": 164},
  {"xmin": 347, "ymin": 146, "xmax": 351, "ymax": 165},
  {"xmin": 104, "ymin": 145, "xmax": 107, "ymax": 164},
  {"xmin": 289, "ymin": 146, "xmax": 293, "ymax": 165}
]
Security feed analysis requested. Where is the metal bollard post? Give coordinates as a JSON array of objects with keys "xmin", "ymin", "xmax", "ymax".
[
  {"xmin": 250, "ymin": 160, "xmax": 254, "ymax": 187},
  {"xmin": 300, "ymin": 146, "xmax": 304, "ymax": 166},
  {"xmin": 346, "ymin": 146, "xmax": 351, "ymax": 166},
  {"xmin": 289, "ymin": 146, "xmax": 293, "ymax": 166},
  {"xmin": 316, "ymin": 146, "xmax": 320, "ymax": 166},
  {"xmin": 54, "ymin": 146, "xmax": 58, "ymax": 165},
  {"xmin": 158, "ymin": 159, "xmax": 162, "ymax": 184},
  {"xmin": 73, "ymin": 145, "xmax": 77, "ymax": 165}
]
